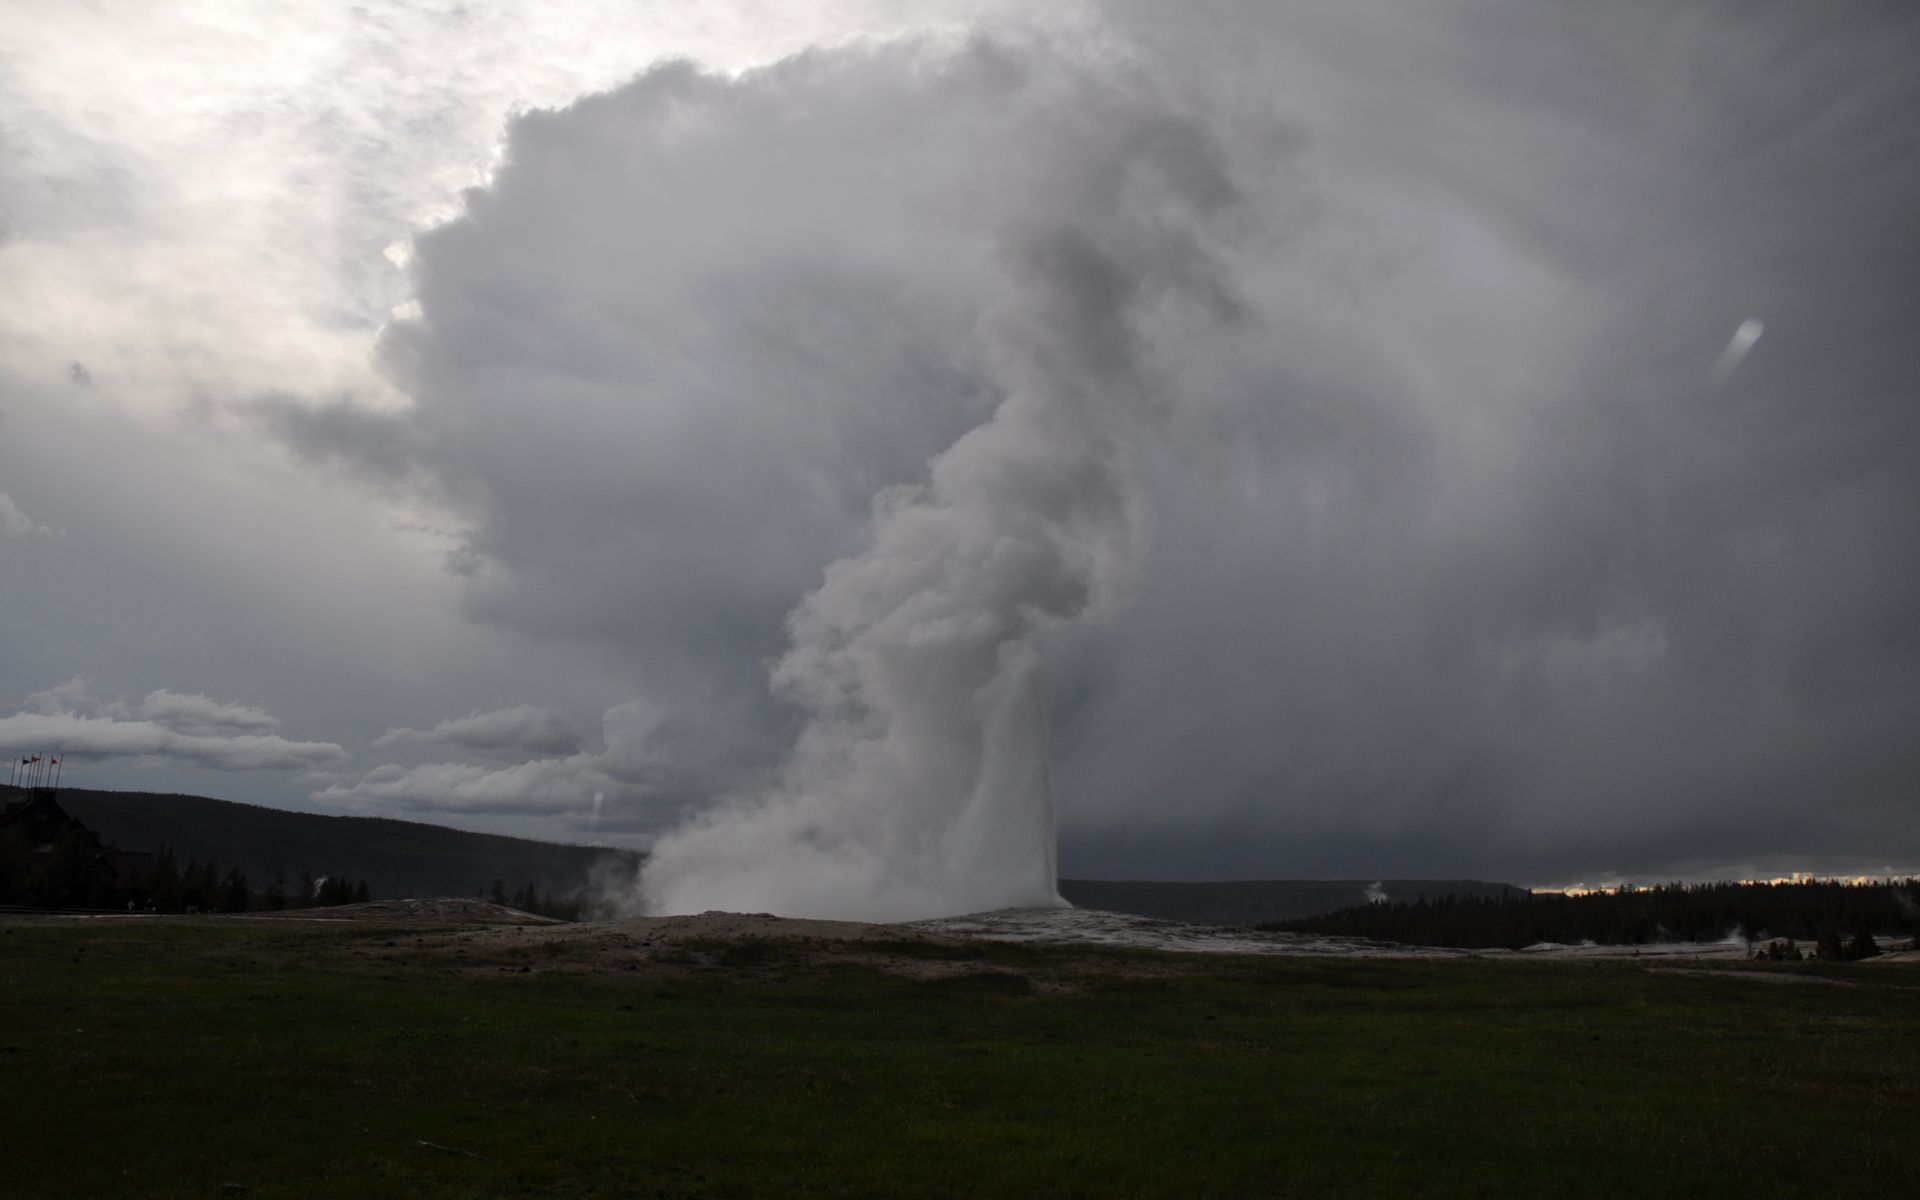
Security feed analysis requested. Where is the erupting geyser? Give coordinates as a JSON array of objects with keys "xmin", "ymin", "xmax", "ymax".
[{"xmin": 635, "ymin": 40, "xmax": 1248, "ymax": 922}]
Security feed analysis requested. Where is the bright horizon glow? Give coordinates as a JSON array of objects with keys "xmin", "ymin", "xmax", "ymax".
[{"xmin": 1534, "ymin": 872, "xmax": 1920, "ymax": 897}]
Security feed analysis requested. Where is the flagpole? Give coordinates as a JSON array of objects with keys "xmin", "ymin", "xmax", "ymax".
[{"xmin": 52, "ymin": 755, "xmax": 62, "ymax": 790}]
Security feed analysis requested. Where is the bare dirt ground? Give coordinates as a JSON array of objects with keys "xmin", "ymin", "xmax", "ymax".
[
  {"xmin": 248, "ymin": 897, "xmax": 565, "ymax": 926},
  {"xmin": 448, "ymin": 909, "xmax": 1058, "ymax": 986},
  {"xmin": 195, "ymin": 905, "xmax": 1328, "ymax": 988},
  {"xmin": 38, "ymin": 902, "xmax": 1919, "ymax": 989},
  {"xmin": 377, "ymin": 908, "xmax": 1920, "ymax": 992}
]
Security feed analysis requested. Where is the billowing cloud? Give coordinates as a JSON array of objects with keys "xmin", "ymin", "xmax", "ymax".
[
  {"xmin": 373, "ymin": 704, "xmax": 584, "ymax": 756},
  {"xmin": 277, "ymin": 37, "xmax": 1113, "ymax": 805},
  {"xmin": 317, "ymin": 758, "xmax": 617, "ymax": 815},
  {"xmin": 137, "ymin": 690, "xmax": 282, "ymax": 738},
  {"xmin": 0, "ymin": 0, "xmax": 1035, "ymax": 417},
  {"xmin": 24, "ymin": 677, "xmax": 108, "ymax": 717},
  {"xmin": 2, "ymin": 681, "xmax": 347, "ymax": 772},
  {"xmin": 294, "ymin": 6, "xmax": 1919, "ymax": 893}
]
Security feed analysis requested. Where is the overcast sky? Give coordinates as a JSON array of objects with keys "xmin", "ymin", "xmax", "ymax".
[{"xmin": 3, "ymin": 0, "xmax": 1915, "ymax": 891}]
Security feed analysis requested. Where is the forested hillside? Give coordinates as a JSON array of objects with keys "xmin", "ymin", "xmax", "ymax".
[{"xmin": 6, "ymin": 786, "xmax": 639, "ymax": 907}]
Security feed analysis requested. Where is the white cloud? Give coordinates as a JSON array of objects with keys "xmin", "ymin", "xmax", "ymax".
[
  {"xmin": 3, "ymin": 682, "xmax": 345, "ymax": 772},
  {"xmin": 0, "ymin": 711, "xmax": 347, "ymax": 772},
  {"xmin": 372, "ymin": 704, "xmax": 583, "ymax": 756},
  {"xmin": 0, "ymin": 493, "xmax": 57, "ymax": 539},
  {"xmin": 315, "ymin": 758, "xmax": 613, "ymax": 816},
  {"xmin": 319, "ymin": 699, "xmax": 676, "ymax": 829},
  {"xmin": 24, "ymin": 676, "xmax": 103, "ymax": 716},
  {"xmin": 0, "ymin": 0, "xmax": 1047, "ymax": 418},
  {"xmin": 137, "ymin": 689, "xmax": 282, "ymax": 737}
]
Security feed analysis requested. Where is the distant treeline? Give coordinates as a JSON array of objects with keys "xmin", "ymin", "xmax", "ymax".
[
  {"xmin": 125, "ymin": 848, "xmax": 372, "ymax": 913},
  {"xmin": 483, "ymin": 878, "xmax": 583, "ymax": 923},
  {"xmin": 1, "ymin": 820, "xmax": 370, "ymax": 913},
  {"xmin": 1263, "ymin": 879, "xmax": 1920, "ymax": 951},
  {"xmin": 122, "ymin": 848, "xmax": 373, "ymax": 913}
]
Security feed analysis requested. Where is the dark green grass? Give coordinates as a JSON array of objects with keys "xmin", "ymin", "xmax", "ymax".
[{"xmin": 1, "ymin": 920, "xmax": 1915, "ymax": 1199}]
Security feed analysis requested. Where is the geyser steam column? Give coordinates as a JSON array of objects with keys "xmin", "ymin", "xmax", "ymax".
[
  {"xmin": 640, "ymin": 54, "xmax": 1246, "ymax": 922},
  {"xmin": 944, "ymin": 643, "xmax": 1061, "ymax": 911}
]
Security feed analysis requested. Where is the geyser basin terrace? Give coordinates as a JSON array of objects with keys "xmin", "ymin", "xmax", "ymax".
[{"xmin": 3, "ymin": 910, "xmax": 1915, "ymax": 1198}]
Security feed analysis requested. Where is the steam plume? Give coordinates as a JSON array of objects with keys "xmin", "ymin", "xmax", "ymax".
[
  {"xmin": 639, "ymin": 42, "xmax": 1246, "ymax": 920},
  {"xmin": 1710, "ymin": 317, "xmax": 1766, "ymax": 385}
]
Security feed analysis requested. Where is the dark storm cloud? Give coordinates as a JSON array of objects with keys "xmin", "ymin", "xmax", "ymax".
[
  {"xmin": 1045, "ymin": 0, "xmax": 1920, "ymax": 881},
  {"xmin": 283, "ymin": 4, "xmax": 1920, "ymax": 882},
  {"xmin": 258, "ymin": 395, "xmax": 420, "ymax": 486}
]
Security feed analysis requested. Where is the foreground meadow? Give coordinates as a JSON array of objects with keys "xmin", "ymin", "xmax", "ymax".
[{"xmin": 1, "ymin": 912, "xmax": 1915, "ymax": 1199}]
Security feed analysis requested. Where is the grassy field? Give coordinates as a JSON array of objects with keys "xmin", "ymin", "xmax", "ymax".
[{"xmin": 1, "ymin": 915, "xmax": 1915, "ymax": 1199}]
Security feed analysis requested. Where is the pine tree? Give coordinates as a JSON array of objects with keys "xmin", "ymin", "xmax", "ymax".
[
  {"xmin": 319, "ymin": 875, "xmax": 347, "ymax": 906},
  {"xmin": 0, "ymin": 825, "xmax": 30, "ymax": 905},
  {"xmin": 181, "ymin": 859, "xmax": 218, "ymax": 912},
  {"xmin": 151, "ymin": 847, "xmax": 182, "ymax": 911},
  {"xmin": 1816, "ymin": 929, "xmax": 1846, "ymax": 961},
  {"xmin": 221, "ymin": 868, "xmax": 250, "ymax": 913}
]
